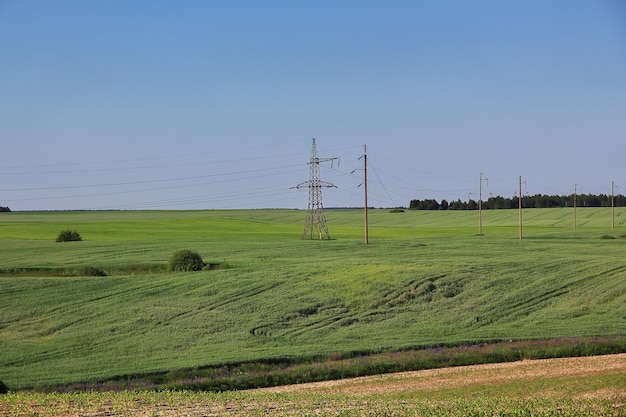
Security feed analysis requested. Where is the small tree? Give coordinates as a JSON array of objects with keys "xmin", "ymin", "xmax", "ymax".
[
  {"xmin": 168, "ymin": 249, "xmax": 205, "ymax": 272},
  {"xmin": 56, "ymin": 230, "xmax": 82, "ymax": 242}
]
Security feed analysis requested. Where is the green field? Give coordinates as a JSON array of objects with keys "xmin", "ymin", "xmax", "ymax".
[{"xmin": 1, "ymin": 208, "xmax": 625, "ymax": 390}]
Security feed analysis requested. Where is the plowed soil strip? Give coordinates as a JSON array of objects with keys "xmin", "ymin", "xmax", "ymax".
[
  {"xmin": 254, "ymin": 353, "xmax": 626, "ymax": 397},
  {"xmin": 3, "ymin": 354, "xmax": 624, "ymax": 417}
]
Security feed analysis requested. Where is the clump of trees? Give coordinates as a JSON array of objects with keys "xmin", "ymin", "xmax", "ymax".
[
  {"xmin": 56, "ymin": 230, "xmax": 82, "ymax": 242},
  {"xmin": 168, "ymin": 249, "xmax": 205, "ymax": 272},
  {"xmin": 0, "ymin": 206, "xmax": 10, "ymax": 212},
  {"xmin": 409, "ymin": 193, "xmax": 626, "ymax": 210}
]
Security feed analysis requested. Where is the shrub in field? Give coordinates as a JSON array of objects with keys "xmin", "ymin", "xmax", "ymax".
[
  {"xmin": 168, "ymin": 250, "xmax": 205, "ymax": 272},
  {"xmin": 0, "ymin": 379, "xmax": 8, "ymax": 394},
  {"xmin": 56, "ymin": 230, "xmax": 82, "ymax": 242},
  {"xmin": 79, "ymin": 266, "xmax": 107, "ymax": 277}
]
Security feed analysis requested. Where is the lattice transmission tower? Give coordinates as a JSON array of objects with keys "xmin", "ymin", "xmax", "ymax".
[{"xmin": 295, "ymin": 138, "xmax": 338, "ymax": 239}]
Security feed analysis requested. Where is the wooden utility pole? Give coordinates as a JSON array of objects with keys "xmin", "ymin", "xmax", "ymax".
[
  {"xmin": 612, "ymin": 181, "xmax": 615, "ymax": 230},
  {"xmin": 573, "ymin": 184, "xmax": 577, "ymax": 230},
  {"xmin": 518, "ymin": 176, "xmax": 523, "ymax": 239},
  {"xmin": 479, "ymin": 172, "xmax": 488, "ymax": 236},
  {"xmin": 363, "ymin": 145, "xmax": 369, "ymax": 244}
]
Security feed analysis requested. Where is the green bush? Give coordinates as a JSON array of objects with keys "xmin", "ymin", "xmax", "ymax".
[
  {"xmin": 56, "ymin": 230, "xmax": 82, "ymax": 242},
  {"xmin": 79, "ymin": 266, "xmax": 107, "ymax": 277},
  {"xmin": 168, "ymin": 250, "xmax": 205, "ymax": 272}
]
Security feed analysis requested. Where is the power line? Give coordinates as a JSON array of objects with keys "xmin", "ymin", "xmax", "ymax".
[
  {"xmin": 0, "ymin": 163, "xmax": 304, "ymax": 193},
  {"xmin": 4, "ymin": 173, "xmax": 300, "ymax": 203},
  {"xmin": 0, "ymin": 139, "xmax": 311, "ymax": 171},
  {"xmin": 367, "ymin": 160, "xmax": 397, "ymax": 208},
  {"xmin": 97, "ymin": 186, "xmax": 299, "ymax": 210}
]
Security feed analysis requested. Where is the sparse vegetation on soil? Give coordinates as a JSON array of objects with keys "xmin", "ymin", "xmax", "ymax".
[{"xmin": 1, "ymin": 354, "xmax": 624, "ymax": 416}]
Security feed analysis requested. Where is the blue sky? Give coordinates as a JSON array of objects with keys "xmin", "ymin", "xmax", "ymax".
[{"xmin": 1, "ymin": 1, "xmax": 625, "ymax": 210}]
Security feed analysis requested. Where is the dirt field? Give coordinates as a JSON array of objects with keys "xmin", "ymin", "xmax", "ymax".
[
  {"xmin": 3, "ymin": 354, "xmax": 625, "ymax": 416},
  {"xmin": 254, "ymin": 353, "xmax": 626, "ymax": 398}
]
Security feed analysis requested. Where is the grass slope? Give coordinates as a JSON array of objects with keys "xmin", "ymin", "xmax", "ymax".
[{"xmin": 1, "ymin": 208, "xmax": 625, "ymax": 390}]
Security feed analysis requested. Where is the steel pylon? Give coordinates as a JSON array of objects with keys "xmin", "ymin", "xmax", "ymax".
[{"xmin": 295, "ymin": 138, "xmax": 337, "ymax": 239}]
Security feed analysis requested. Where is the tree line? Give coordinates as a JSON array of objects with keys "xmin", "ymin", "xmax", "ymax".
[{"xmin": 409, "ymin": 194, "xmax": 626, "ymax": 211}]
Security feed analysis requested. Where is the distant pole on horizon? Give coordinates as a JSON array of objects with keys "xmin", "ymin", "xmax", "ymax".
[
  {"xmin": 573, "ymin": 184, "xmax": 577, "ymax": 230},
  {"xmin": 479, "ymin": 172, "xmax": 488, "ymax": 236},
  {"xmin": 294, "ymin": 138, "xmax": 338, "ymax": 240},
  {"xmin": 612, "ymin": 181, "xmax": 615, "ymax": 230},
  {"xmin": 518, "ymin": 176, "xmax": 523, "ymax": 239}
]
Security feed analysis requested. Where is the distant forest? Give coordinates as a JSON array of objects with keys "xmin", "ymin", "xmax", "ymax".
[{"xmin": 409, "ymin": 194, "xmax": 626, "ymax": 210}]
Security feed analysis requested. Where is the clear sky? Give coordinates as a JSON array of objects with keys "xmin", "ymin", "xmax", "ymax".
[{"xmin": 1, "ymin": 1, "xmax": 625, "ymax": 211}]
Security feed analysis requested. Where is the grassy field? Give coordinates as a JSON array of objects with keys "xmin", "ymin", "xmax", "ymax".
[{"xmin": 1, "ymin": 208, "xmax": 626, "ymax": 391}]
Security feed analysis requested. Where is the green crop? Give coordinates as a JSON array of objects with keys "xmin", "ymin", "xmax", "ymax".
[{"xmin": 0, "ymin": 208, "xmax": 625, "ymax": 391}]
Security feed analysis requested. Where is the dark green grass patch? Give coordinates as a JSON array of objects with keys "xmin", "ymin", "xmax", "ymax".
[
  {"xmin": 48, "ymin": 336, "xmax": 626, "ymax": 393},
  {"xmin": 78, "ymin": 266, "xmax": 106, "ymax": 277}
]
